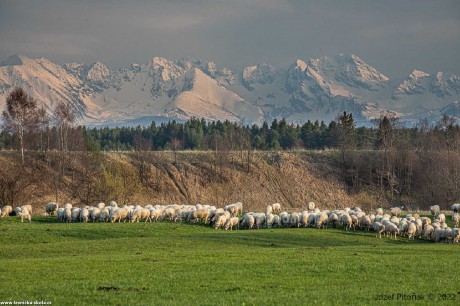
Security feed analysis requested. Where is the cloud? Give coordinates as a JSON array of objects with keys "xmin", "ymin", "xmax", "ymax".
[{"xmin": 0, "ymin": 0, "xmax": 459, "ymax": 77}]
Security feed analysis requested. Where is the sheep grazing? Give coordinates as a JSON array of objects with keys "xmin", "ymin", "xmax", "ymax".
[
  {"xmin": 241, "ymin": 213, "xmax": 255, "ymax": 230},
  {"xmin": 385, "ymin": 223, "xmax": 399, "ymax": 240},
  {"xmin": 289, "ymin": 212, "xmax": 300, "ymax": 228},
  {"xmin": 45, "ymin": 202, "xmax": 59, "ymax": 216},
  {"xmin": 71, "ymin": 208, "xmax": 81, "ymax": 222},
  {"xmin": 360, "ymin": 216, "xmax": 371, "ymax": 231},
  {"xmin": 373, "ymin": 222, "xmax": 385, "ymax": 238},
  {"xmin": 214, "ymin": 214, "xmax": 228, "ymax": 230},
  {"xmin": 254, "ymin": 213, "xmax": 266, "ymax": 229},
  {"xmin": 79, "ymin": 208, "xmax": 89, "ymax": 223},
  {"xmin": 279, "ymin": 212, "xmax": 290, "ymax": 228},
  {"xmin": 1, "ymin": 205, "xmax": 13, "ymax": 217},
  {"xmin": 451, "ymin": 203, "xmax": 460, "ymax": 213},
  {"xmin": 430, "ymin": 205, "xmax": 441, "ymax": 217},
  {"xmin": 390, "ymin": 207, "xmax": 402, "ymax": 217},
  {"xmin": 110, "ymin": 208, "xmax": 127, "ymax": 223},
  {"xmin": 224, "ymin": 217, "xmax": 240, "ymax": 230},
  {"xmin": 452, "ymin": 213, "xmax": 459, "ymax": 227},
  {"xmin": 307, "ymin": 202, "xmax": 315, "ymax": 211},
  {"xmin": 188, "ymin": 209, "xmax": 210, "ymax": 224},
  {"xmin": 21, "ymin": 205, "xmax": 33, "ymax": 214},
  {"xmin": 271, "ymin": 203, "xmax": 281, "ymax": 214},
  {"xmin": 327, "ymin": 213, "xmax": 339, "ymax": 228},
  {"xmin": 407, "ymin": 223, "xmax": 417, "ymax": 240},
  {"xmin": 341, "ymin": 214, "xmax": 352, "ymax": 231},
  {"xmin": 436, "ymin": 213, "xmax": 446, "ymax": 224},
  {"xmin": 64, "ymin": 208, "xmax": 72, "ymax": 223},
  {"xmin": 266, "ymin": 213, "xmax": 275, "ymax": 228},
  {"xmin": 264, "ymin": 205, "xmax": 273, "ymax": 215},
  {"xmin": 224, "ymin": 204, "xmax": 239, "ymax": 217},
  {"xmin": 422, "ymin": 225, "xmax": 435, "ymax": 240},
  {"xmin": 375, "ymin": 208, "xmax": 383, "ymax": 216},
  {"xmin": 299, "ymin": 211, "xmax": 309, "ymax": 227},
  {"xmin": 315, "ymin": 213, "xmax": 328, "ymax": 229},
  {"xmin": 17, "ymin": 210, "xmax": 31, "ymax": 223}
]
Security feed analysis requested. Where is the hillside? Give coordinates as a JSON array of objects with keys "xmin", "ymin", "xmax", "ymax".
[{"xmin": 0, "ymin": 151, "xmax": 381, "ymax": 212}]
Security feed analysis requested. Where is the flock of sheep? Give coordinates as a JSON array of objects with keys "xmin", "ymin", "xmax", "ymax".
[{"xmin": 1, "ymin": 201, "xmax": 460, "ymax": 243}]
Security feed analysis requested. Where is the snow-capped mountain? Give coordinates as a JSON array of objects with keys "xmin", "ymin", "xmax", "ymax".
[{"xmin": 0, "ymin": 53, "xmax": 459, "ymax": 126}]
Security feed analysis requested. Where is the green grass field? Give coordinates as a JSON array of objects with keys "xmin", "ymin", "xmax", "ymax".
[{"xmin": 0, "ymin": 217, "xmax": 458, "ymax": 305}]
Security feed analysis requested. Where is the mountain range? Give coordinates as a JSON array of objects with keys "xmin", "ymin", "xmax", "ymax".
[{"xmin": 1, "ymin": 53, "xmax": 459, "ymax": 126}]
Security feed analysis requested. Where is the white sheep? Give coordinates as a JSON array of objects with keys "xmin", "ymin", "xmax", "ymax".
[
  {"xmin": 422, "ymin": 225, "xmax": 435, "ymax": 240},
  {"xmin": 436, "ymin": 213, "xmax": 446, "ymax": 224},
  {"xmin": 64, "ymin": 207, "xmax": 72, "ymax": 222},
  {"xmin": 407, "ymin": 223, "xmax": 417, "ymax": 240},
  {"xmin": 452, "ymin": 213, "xmax": 459, "ymax": 227},
  {"xmin": 266, "ymin": 213, "xmax": 275, "ymax": 228},
  {"xmin": 373, "ymin": 222, "xmax": 385, "ymax": 238},
  {"xmin": 385, "ymin": 223, "xmax": 399, "ymax": 240},
  {"xmin": 327, "ymin": 213, "xmax": 339, "ymax": 228},
  {"xmin": 289, "ymin": 212, "xmax": 300, "ymax": 228},
  {"xmin": 71, "ymin": 208, "xmax": 81, "ymax": 222},
  {"xmin": 264, "ymin": 205, "xmax": 273, "ymax": 215},
  {"xmin": 430, "ymin": 205, "xmax": 440, "ymax": 216},
  {"xmin": 17, "ymin": 210, "xmax": 31, "ymax": 223},
  {"xmin": 224, "ymin": 204, "xmax": 239, "ymax": 217},
  {"xmin": 79, "ymin": 208, "xmax": 89, "ymax": 223},
  {"xmin": 240, "ymin": 214, "xmax": 255, "ymax": 230},
  {"xmin": 315, "ymin": 213, "xmax": 328, "ymax": 229},
  {"xmin": 307, "ymin": 201, "xmax": 315, "ymax": 211},
  {"xmin": 279, "ymin": 212, "xmax": 290, "ymax": 228},
  {"xmin": 64, "ymin": 203, "xmax": 73, "ymax": 210},
  {"xmin": 375, "ymin": 208, "xmax": 383, "ymax": 216},
  {"xmin": 45, "ymin": 202, "xmax": 59, "ymax": 216},
  {"xmin": 214, "ymin": 214, "xmax": 228, "ymax": 230},
  {"xmin": 1, "ymin": 205, "xmax": 12, "ymax": 217},
  {"xmin": 341, "ymin": 214, "xmax": 352, "ymax": 231},
  {"xmin": 451, "ymin": 203, "xmax": 460, "ymax": 213},
  {"xmin": 271, "ymin": 203, "xmax": 281, "ymax": 214},
  {"xmin": 90, "ymin": 208, "xmax": 101, "ymax": 222},
  {"xmin": 298, "ymin": 211, "xmax": 308, "ymax": 227},
  {"xmin": 21, "ymin": 205, "xmax": 32, "ymax": 214},
  {"xmin": 390, "ymin": 207, "xmax": 402, "ymax": 217},
  {"xmin": 224, "ymin": 217, "xmax": 240, "ymax": 230},
  {"xmin": 361, "ymin": 216, "xmax": 371, "ymax": 231}
]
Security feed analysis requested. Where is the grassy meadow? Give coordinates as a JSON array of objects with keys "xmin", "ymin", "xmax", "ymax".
[{"xmin": 0, "ymin": 216, "xmax": 458, "ymax": 305}]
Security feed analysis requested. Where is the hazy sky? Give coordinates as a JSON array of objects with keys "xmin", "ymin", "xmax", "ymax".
[{"xmin": 1, "ymin": 0, "xmax": 459, "ymax": 78}]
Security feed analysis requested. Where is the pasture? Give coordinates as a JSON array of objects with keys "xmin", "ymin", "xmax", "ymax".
[{"xmin": 0, "ymin": 217, "xmax": 459, "ymax": 305}]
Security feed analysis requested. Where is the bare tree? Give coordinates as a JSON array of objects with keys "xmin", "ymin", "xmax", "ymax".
[
  {"xmin": 54, "ymin": 101, "xmax": 75, "ymax": 153},
  {"xmin": 2, "ymin": 88, "xmax": 43, "ymax": 164}
]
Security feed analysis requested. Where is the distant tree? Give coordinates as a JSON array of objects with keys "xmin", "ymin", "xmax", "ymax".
[
  {"xmin": 1, "ymin": 88, "xmax": 44, "ymax": 164},
  {"xmin": 336, "ymin": 112, "xmax": 356, "ymax": 165}
]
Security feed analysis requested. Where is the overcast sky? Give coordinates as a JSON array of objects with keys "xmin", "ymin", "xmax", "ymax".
[{"xmin": 0, "ymin": 0, "xmax": 459, "ymax": 78}]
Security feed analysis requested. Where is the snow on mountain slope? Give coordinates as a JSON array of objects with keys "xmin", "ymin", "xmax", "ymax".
[
  {"xmin": 0, "ymin": 54, "xmax": 459, "ymax": 126},
  {"xmin": 170, "ymin": 68, "xmax": 264, "ymax": 124},
  {"xmin": 0, "ymin": 55, "xmax": 108, "ymax": 121}
]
